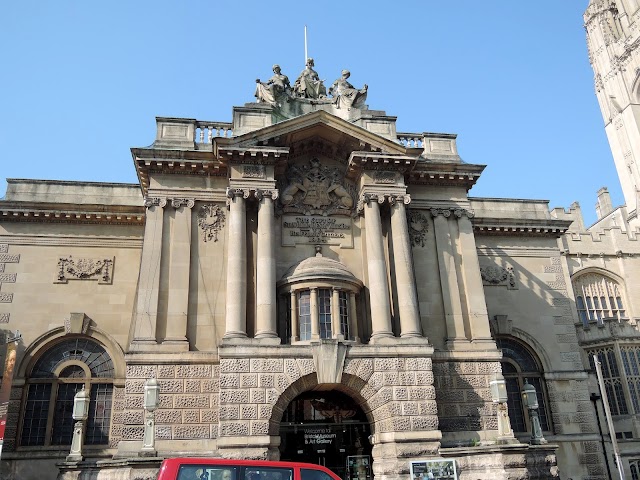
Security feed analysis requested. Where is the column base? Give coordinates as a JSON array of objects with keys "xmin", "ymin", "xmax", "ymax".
[
  {"xmin": 161, "ymin": 338, "xmax": 190, "ymax": 352},
  {"xmin": 223, "ymin": 331, "xmax": 248, "ymax": 339},
  {"xmin": 129, "ymin": 338, "xmax": 158, "ymax": 351},
  {"xmin": 369, "ymin": 332, "xmax": 395, "ymax": 344}
]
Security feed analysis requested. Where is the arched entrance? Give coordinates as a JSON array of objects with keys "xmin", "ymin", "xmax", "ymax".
[{"xmin": 279, "ymin": 390, "xmax": 372, "ymax": 480}]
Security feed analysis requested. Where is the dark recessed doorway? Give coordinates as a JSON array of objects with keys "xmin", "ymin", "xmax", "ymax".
[{"xmin": 279, "ymin": 390, "xmax": 372, "ymax": 480}]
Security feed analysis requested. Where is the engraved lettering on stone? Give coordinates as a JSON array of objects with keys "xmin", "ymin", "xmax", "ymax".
[
  {"xmin": 279, "ymin": 158, "xmax": 354, "ymax": 216},
  {"xmin": 0, "ymin": 245, "xmax": 7, "ymax": 254},
  {"xmin": 282, "ymin": 215, "xmax": 353, "ymax": 247},
  {"xmin": 0, "ymin": 313, "xmax": 9, "ymax": 323},
  {"xmin": 55, "ymin": 256, "xmax": 114, "ymax": 284},
  {"xmin": 197, "ymin": 204, "xmax": 226, "ymax": 242},
  {"xmin": 373, "ymin": 171, "xmax": 397, "ymax": 184},
  {"xmin": 243, "ymin": 165, "xmax": 266, "ymax": 179},
  {"xmin": 407, "ymin": 210, "xmax": 428, "ymax": 247}
]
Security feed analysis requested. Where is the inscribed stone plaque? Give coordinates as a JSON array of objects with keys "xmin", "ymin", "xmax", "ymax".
[{"xmin": 282, "ymin": 215, "xmax": 353, "ymax": 248}]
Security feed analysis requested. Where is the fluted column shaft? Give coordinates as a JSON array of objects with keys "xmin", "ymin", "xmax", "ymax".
[
  {"xmin": 432, "ymin": 211, "xmax": 466, "ymax": 343},
  {"xmin": 364, "ymin": 197, "xmax": 393, "ymax": 340},
  {"xmin": 132, "ymin": 197, "xmax": 166, "ymax": 349},
  {"xmin": 255, "ymin": 192, "xmax": 278, "ymax": 339},
  {"xmin": 165, "ymin": 198, "xmax": 194, "ymax": 348},
  {"xmin": 225, "ymin": 191, "xmax": 247, "ymax": 338},
  {"xmin": 390, "ymin": 198, "xmax": 422, "ymax": 338}
]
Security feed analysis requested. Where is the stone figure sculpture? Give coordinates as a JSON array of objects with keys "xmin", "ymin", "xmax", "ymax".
[
  {"xmin": 255, "ymin": 64, "xmax": 291, "ymax": 107},
  {"xmin": 329, "ymin": 70, "xmax": 368, "ymax": 110},
  {"xmin": 292, "ymin": 58, "xmax": 327, "ymax": 99}
]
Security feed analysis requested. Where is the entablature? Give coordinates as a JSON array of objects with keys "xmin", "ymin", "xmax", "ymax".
[
  {"xmin": 0, "ymin": 202, "xmax": 145, "ymax": 226},
  {"xmin": 472, "ymin": 217, "xmax": 572, "ymax": 237}
]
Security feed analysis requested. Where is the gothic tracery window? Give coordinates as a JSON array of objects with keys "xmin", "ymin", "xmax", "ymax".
[
  {"xmin": 496, "ymin": 337, "xmax": 551, "ymax": 434},
  {"xmin": 572, "ymin": 272, "xmax": 627, "ymax": 326},
  {"xmin": 20, "ymin": 337, "xmax": 114, "ymax": 447}
]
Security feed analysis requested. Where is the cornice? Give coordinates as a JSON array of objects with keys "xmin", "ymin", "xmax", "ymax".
[
  {"xmin": 131, "ymin": 146, "xmax": 226, "ymax": 197},
  {"xmin": 0, "ymin": 202, "xmax": 145, "ymax": 226},
  {"xmin": 472, "ymin": 217, "xmax": 571, "ymax": 237},
  {"xmin": 0, "ymin": 234, "xmax": 143, "ymax": 248}
]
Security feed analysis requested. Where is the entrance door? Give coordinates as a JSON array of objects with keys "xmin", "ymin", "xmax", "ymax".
[{"xmin": 279, "ymin": 391, "xmax": 372, "ymax": 479}]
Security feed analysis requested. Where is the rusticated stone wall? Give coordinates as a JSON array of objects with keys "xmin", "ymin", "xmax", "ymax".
[
  {"xmin": 433, "ymin": 360, "xmax": 501, "ymax": 436},
  {"xmin": 118, "ymin": 363, "xmax": 220, "ymax": 443}
]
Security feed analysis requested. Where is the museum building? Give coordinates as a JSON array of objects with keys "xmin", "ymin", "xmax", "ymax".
[{"xmin": 2, "ymin": 2, "xmax": 640, "ymax": 479}]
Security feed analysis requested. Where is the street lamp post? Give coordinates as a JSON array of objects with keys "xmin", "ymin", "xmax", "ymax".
[
  {"xmin": 67, "ymin": 385, "xmax": 90, "ymax": 462},
  {"xmin": 489, "ymin": 372, "xmax": 517, "ymax": 444},
  {"xmin": 521, "ymin": 380, "xmax": 547, "ymax": 445},
  {"xmin": 140, "ymin": 378, "xmax": 160, "ymax": 456}
]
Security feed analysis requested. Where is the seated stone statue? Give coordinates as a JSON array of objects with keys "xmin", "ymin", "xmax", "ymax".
[
  {"xmin": 292, "ymin": 58, "xmax": 327, "ymax": 99},
  {"xmin": 329, "ymin": 70, "xmax": 367, "ymax": 110},
  {"xmin": 255, "ymin": 64, "xmax": 291, "ymax": 107}
]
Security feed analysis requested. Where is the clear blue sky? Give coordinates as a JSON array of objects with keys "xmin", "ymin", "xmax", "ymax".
[{"xmin": 0, "ymin": 1, "xmax": 617, "ymax": 226}]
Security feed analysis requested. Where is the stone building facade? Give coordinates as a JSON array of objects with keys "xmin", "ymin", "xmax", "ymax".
[{"xmin": 1, "ymin": 2, "xmax": 640, "ymax": 479}]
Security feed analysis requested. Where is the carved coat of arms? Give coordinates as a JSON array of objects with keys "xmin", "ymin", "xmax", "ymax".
[{"xmin": 279, "ymin": 158, "xmax": 355, "ymax": 216}]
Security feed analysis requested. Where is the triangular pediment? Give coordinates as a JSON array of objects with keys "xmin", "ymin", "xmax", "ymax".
[{"xmin": 215, "ymin": 110, "xmax": 407, "ymax": 159}]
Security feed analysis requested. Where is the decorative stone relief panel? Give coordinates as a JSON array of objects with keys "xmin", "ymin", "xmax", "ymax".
[
  {"xmin": 407, "ymin": 210, "xmax": 428, "ymax": 247},
  {"xmin": 480, "ymin": 265, "xmax": 517, "ymax": 289},
  {"xmin": 54, "ymin": 256, "xmax": 114, "ymax": 284},
  {"xmin": 372, "ymin": 171, "xmax": 398, "ymax": 184},
  {"xmin": 197, "ymin": 204, "xmax": 226, "ymax": 242},
  {"xmin": 242, "ymin": 165, "xmax": 266, "ymax": 178}
]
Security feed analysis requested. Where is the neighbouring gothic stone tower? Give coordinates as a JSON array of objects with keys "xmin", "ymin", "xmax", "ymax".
[{"xmin": 585, "ymin": 0, "xmax": 640, "ymax": 224}]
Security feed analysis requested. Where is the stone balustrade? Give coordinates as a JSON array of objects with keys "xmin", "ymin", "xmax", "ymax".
[
  {"xmin": 397, "ymin": 132, "xmax": 424, "ymax": 148},
  {"xmin": 195, "ymin": 120, "xmax": 233, "ymax": 143}
]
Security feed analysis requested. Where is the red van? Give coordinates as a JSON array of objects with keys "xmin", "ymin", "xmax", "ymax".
[{"xmin": 157, "ymin": 458, "xmax": 342, "ymax": 480}]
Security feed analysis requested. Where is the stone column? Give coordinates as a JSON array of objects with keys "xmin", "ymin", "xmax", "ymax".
[
  {"xmin": 255, "ymin": 190, "xmax": 279, "ymax": 340},
  {"xmin": 224, "ymin": 189, "xmax": 248, "ymax": 338},
  {"xmin": 362, "ymin": 194, "xmax": 393, "ymax": 340},
  {"xmin": 331, "ymin": 287, "xmax": 341, "ymax": 339},
  {"xmin": 456, "ymin": 210, "xmax": 492, "ymax": 340},
  {"xmin": 310, "ymin": 287, "xmax": 320, "ymax": 340},
  {"xmin": 290, "ymin": 291, "xmax": 298, "ymax": 343},
  {"xmin": 131, "ymin": 197, "xmax": 166, "ymax": 350},
  {"xmin": 432, "ymin": 208, "xmax": 467, "ymax": 345},
  {"xmin": 349, "ymin": 292, "xmax": 359, "ymax": 342},
  {"xmin": 389, "ymin": 196, "xmax": 422, "ymax": 338},
  {"xmin": 164, "ymin": 198, "xmax": 194, "ymax": 349}
]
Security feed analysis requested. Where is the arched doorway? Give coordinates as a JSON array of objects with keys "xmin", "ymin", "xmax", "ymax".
[{"xmin": 279, "ymin": 390, "xmax": 372, "ymax": 480}]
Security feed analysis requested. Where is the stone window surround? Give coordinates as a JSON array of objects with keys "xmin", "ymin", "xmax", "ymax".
[{"xmin": 279, "ymin": 278, "xmax": 360, "ymax": 344}]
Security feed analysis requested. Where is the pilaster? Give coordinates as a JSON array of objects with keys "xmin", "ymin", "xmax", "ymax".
[
  {"xmin": 163, "ymin": 198, "xmax": 195, "ymax": 351},
  {"xmin": 131, "ymin": 197, "xmax": 167, "ymax": 351}
]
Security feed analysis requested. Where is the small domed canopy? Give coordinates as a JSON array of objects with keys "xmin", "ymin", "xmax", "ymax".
[{"xmin": 279, "ymin": 256, "xmax": 362, "ymax": 290}]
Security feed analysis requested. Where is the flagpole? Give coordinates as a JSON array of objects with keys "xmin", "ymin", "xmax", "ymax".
[{"xmin": 304, "ymin": 25, "xmax": 308, "ymax": 64}]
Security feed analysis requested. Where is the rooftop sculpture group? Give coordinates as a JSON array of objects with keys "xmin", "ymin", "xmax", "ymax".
[{"xmin": 255, "ymin": 58, "xmax": 367, "ymax": 110}]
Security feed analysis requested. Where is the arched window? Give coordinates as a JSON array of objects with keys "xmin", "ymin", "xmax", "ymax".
[
  {"xmin": 278, "ymin": 255, "xmax": 362, "ymax": 344},
  {"xmin": 496, "ymin": 337, "xmax": 552, "ymax": 434},
  {"xmin": 20, "ymin": 337, "xmax": 114, "ymax": 447},
  {"xmin": 572, "ymin": 272, "xmax": 627, "ymax": 326}
]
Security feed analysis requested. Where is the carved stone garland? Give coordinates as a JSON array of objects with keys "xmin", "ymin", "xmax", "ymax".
[
  {"xmin": 480, "ymin": 265, "xmax": 517, "ymax": 289},
  {"xmin": 55, "ymin": 256, "xmax": 114, "ymax": 284},
  {"xmin": 197, "ymin": 204, "xmax": 226, "ymax": 242},
  {"xmin": 407, "ymin": 210, "xmax": 428, "ymax": 247}
]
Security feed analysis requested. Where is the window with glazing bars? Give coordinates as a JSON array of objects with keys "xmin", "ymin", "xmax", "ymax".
[
  {"xmin": 573, "ymin": 274, "xmax": 626, "ymax": 325},
  {"xmin": 589, "ymin": 347, "xmax": 629, "ymax": 415},
  {"xmin": 299, "ymin": 291, "xmax": 311, "ymax": 341},
  {"xmin": 318, "ymin": 289, "xmax": 332, "ymax": 339}
]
